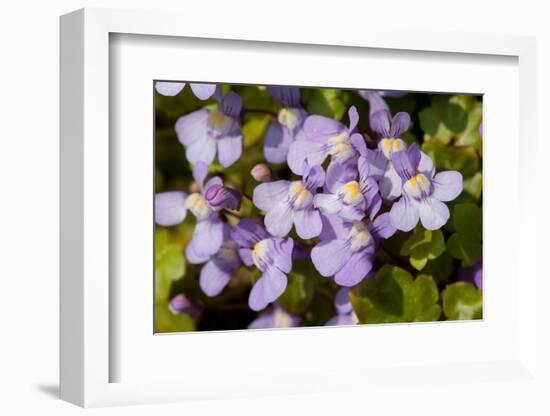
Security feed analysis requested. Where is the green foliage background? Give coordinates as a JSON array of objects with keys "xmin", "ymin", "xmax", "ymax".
[{"xmin": 154, "ymin": 84, "xmax": 483, "ymax": 332}]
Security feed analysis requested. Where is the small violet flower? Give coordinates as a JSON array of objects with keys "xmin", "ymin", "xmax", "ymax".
[
  {"xmin": 325, "ymin": 288, "xmax": 359, "ymax": 326},
  {"xmin": 248, "ymin": 304, "xmax": 302, "ymax": 329},
  {"xmin": 231, "ymin": 219, "xmax": 294, "ymax": 311},
  {"xmin": 199, "ymin": 224, "xmax": 242, "ymax": 297},
  {"xmin": 313, "ymin": 155, "xmax": 381, "ymax": 222},
  {"xmin": 175, "ymin": 91, "xmax": 243, "ymax": 168},
  {"xmin": 253, "ymin": 163, "xmax": 325, "ymax": 239},
  {"xmin": 287, "ymin": 106, "xmax": 366, "ymax": 191},
  {"xmin": 155, "ymin": 81, "xmax": 217, "ymax": 100},
  {"xmin": 264, "ymin": 86, "xmax": 308, "ymax": 164},
  {"xmin": 154, "ymin": 162, "xmax": 235, "ymax": 263},
  {"xmin": 311, "ymin": 213, "xmax": 396, "ymax": 287},
  {"xmin": 362, "ymin": 109, "xmax": 412, "ymax": 200},
  {"xmin": 389, "ymin": 143, "xmax": 463, "ymax": 231}
]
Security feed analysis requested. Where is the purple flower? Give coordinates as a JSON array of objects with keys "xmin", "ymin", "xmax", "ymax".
[
  {"xmin": 199, "ymin": 224, "xmax": 242, "ymax": 297},
  {"xmin": 169, "ymin": 294, "xmax": 200, "ymax": 318},
  {"xmin": 154, "ymin": 163, "xmax": 226, "ymax": 262},
  {"xmin": 204, "ymin": 184, "xmax": 241, "ymax": 211},
  {"xmin": 287, "ymin": 106, "xmax": 366, "ymax": 190},
  {"xmin": 248, "ymin": 304, "xmax": 302, "ymax": 329},
  {"xmin": 231, "ymin": 219, "xmax": 294, "ymax": 311},
  {"xmin": 361, "ymin": 109, "xmax": 412, "ymax": 200},
  {"xmin": 253, "ymin": 163, "xmax": 325, "ymax": 239},
  {"xmin": 358, "ymin": 90, "xmax": 407, "ymax": 125},
  {"xmin": 175, "ymin": 91, "xmax": 243, "ymax": 168},
  {"xmin": 458, "ymin": 262, "xmax": 483, "ymax": 289},
  {"xmin": 313, "ymin": 155, "xmax": 381, "ymax": 222},
  {"xmin": 389, "ymin": 143, "xmax": 463, "ymax": 231},
  {"xmin": 264, "ymin": 87, "xmax": 308, "ymax": 163},
  {"xmin": 311, "ymin": 213, "xmax": 396, "ymax": 287},
  {"xmin": 325, "ymin": 288, "xmax": 359, "ymax": 326},
  {"xmin": 155, "ymin": 81, "xmax": 217, "ymax": 100}
]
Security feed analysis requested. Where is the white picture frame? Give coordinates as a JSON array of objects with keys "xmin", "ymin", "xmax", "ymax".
[{"xmin": 60, "ymin": 7, "xmax": 541, "ymax": 409}]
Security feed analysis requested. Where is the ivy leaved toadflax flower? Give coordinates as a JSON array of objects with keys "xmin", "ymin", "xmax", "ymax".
[
  {"xmin": 155, "ymin": 81, "xmax": 217, "ymax": 100},
  {"xmin": 325, "ymin": 288, "xmax": 359, "ymax": 326},
  {"xmin": 287, "ymin": 106, "xmax": 366, "ymax": 191},
  {"xmin": 362, "ymin": 109, "xmax": 412, "ymax": 200},
  {"xmin": 199, "ymin": 223, "xmax": 242, "ymax": 297},
  {"xmin": 253, "ymin": 163, "xmax": 325, "ymax": 239},
  {"xmin": 311, "ymin": 213, "xmax": 396, "ymax": 287},
  {"xmin": 231, "ymin": 219, "xmax": 294, "ymax": 311},
  {"xmin": 175, "ymin": 91, "xmax": 243, "ymax": 168},
  {"xmin": 313, "ymin": 154, "xmax": 381, "ymax": 222},
  {"xmin": 389, "ymin": 143, "xmax": 463, "ymax": 231},
  {"xmin": 263, "ymin": 86, "xmax": 308, "ymax": 164},
  {"xmin": 357, "ymin": 90, "xmax": 406, "ymax": 125},
  {"xmin": 154, "ymin": 162, "xmax": 239, "ymax": 263}
]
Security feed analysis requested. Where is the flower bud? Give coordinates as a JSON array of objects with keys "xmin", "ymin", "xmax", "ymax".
[
  {"xmin": 169, "ymin": 294, "xmax": 199, "ymax": 318},
  {"xmin": 204, "ymin": 184, "xmax": 241, "ymax": 211},
  {"xmin": 250, "ymin": 163, "xmax": 273, "ymax": 182}
]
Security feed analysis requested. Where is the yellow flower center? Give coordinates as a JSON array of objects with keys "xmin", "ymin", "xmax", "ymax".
[
  {"xmin": 278, "ymin": 108, "xmax": 300, "ymax": 131},
  {"xmin": 185, "ymin": 193, "xmax": 210, "ymax": 220},
  {"xmin": 289, "ymin": 182, "xmax": 313, "ymax": 209},
  {"xmin": 327, "ymin": 132, "xmax": 354, "ymax": 162},
  {"xmin": 380, "ymin": 138, "xmax": 406, "ymax": 159},
  {"xmin": 339, "ymin": 181, "xmax": 364, "ymax": 205},
  {"xmin": 348, "ymin": 222, "xmax": 372, "ymax": 251},
  {"xmin": 404, "ymin": 173, "xmax": 431, "ymax": 198},
  {"xmin": 208, "ymin": 110, "xmax": 230, "ymax": 134}
]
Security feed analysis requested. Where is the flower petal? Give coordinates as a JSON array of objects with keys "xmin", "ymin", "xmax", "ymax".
[
  {"xmin": 390, "ymin": 112, "xmax": 411, "ymax": 137},
  {"xmin": 287, "ymin": 139, "xmax": 326, "ymax": 175},
  {"xmin": 311, "ymin": 239, "xmax": 352, "ymax": 277},
  {"xmin": 334, "ymin": 251, "xmax": 373, "ymax": 287},
  {"xmin": 199, "ymin": 258, "xmax": 232, "ymax": 297},
  {"xmin": 267, "ymin": 86, "xmax": 301, "ymax": 108},
  {"xmin": 261, "ymin": 267, "xmax": 288, "ymax": 303},
  {"xmin": 264, "ymin": 121, "xmax": 294, "ymax": 164},
  {"xmin": 318, "ymin": 213, "xmax": 349, "ymax": 241},
  {"xmin": 379, "ymin": 164, "xmax": 403, "ymax": 200},
  {"xmin": 264, "ymin": 202, "xmax": 294, "ymax": 237},
  {"xmin": 239, "ymin": 248, "xmax": 254, "ymax": 266},
  {"xmin": 303, "ymin": 164, "xmax": 326, "ymax": 190},
  {"xmin": 175, "ymin": 109, "xmax": 210, "ymax": 146},
  {"xmin": 334, "ymin": 287, "xmax": 353, "ymax": 314},
  {"xmin": 217, "ymin": 129, "xmax": 242, "ymax": 167},
  {"xmin": 186, "ymin": 136, "xmax": 217, "ymax": 166},
  {"xmin": 325, "ymin": 314, "xmax": 356, "ymax": 326},
  {"xmin": 303, "ymin": 115, "xmax": 346, "ymax": 142},
  {"xmin": 294, "ymin": 207, "xmax": 322, "ymax": 239},
  {"xmin": 155, "ymin": 81, "xmax": 185, "ymax": 96},
  {"xmin": 370, "ymin": 212, "xmax": 397, "ymax": 239},
  {"xmin": 371, "ymin": 109, "xmax": 391, "ymax": 137},
  {"xmin": 362, "ymin": 150, "xmax": 387, "ymax": 180},
  {"xmin": 350, "ymin": 133, "xmax": 367, "ymax": 156},
  {"xmin": 271, "ymin": 238, "xmax": 294, "ymax": 273},
  {"xmin": 192, "ymin": 162, "xmax": 209, "ymax": 189},
  {"xmin": 325, "ymin": 160, "xmax": 358, "ymax": 193},
  {"xmin": 154, "ymin": 191, "xmax": 187, "ymax": 226},
  {"xmin": 248, "ymin": 278, "xmax": 269, "ymax": 311},
  {"xmin": 231, "ymin": 219, "xmax": 270, "ymax": 248},
  {"xmin": 339, "ymin": 203, "xmax": 366, "ymax": 222},
  {"xmin": 189, "ymin": 83, "xmax": 217, "ymax": 100},
  {"xmin": 389, "ymin": 195, "xmax": 419, "ymax": 232},
  {"xmin": 347, "ymin": 106, "xmax": 359, "ymax": 132},
  {"xmin": 418, "ymin": 197, "xmax": 450, "ymax": 230},
  {"xmin": 186, "ymin": 218, "xmax": 224, "ymax": 262},
  {"xmin": 314, "ymin": 194, "xmax": 343, "ymax": 216},
  {"xmin": 253, "ymin": 180, "xmax": 290, "ymax": 212},
  {"xmin": 221, "ymin": 91, "xmax": 242, "ymax": 118},
  {"xmin": 432, "ymin": 171, "xmax": 463, "ymax": 202}
]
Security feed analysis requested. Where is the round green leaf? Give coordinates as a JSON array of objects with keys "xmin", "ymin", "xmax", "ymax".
[{"xmin": 443, "ymin": 282, "xmax": 482, "ymax": 320}]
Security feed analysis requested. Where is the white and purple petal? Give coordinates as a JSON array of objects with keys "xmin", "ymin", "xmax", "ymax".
[
  {"xmin": 432, "ymin": 171, "xmax": 463, "ymax": 202},
  {"xmin": 154, "ymin": 191, "xmax": 187, "ymax": 226},
  {"xmin": 155, "ymin": 81, "xmax": 185, "ymax": 96}
]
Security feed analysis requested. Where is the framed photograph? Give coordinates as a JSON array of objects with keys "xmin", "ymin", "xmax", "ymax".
[{"xmin": 60, "ymin": 7, "xmax": 541, "ymax": 409}]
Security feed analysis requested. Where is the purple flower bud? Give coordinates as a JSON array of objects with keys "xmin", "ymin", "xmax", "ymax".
[
  {"xmin": 168, "ymin": 294, "xmax": 199, "ymax": 318},
  {"xmin": 204, "ymin": 184, "xmax": 241, "ymax": 211},
  {"xmin": 250, "ymin": 163, "xmax": 273, "ymax": 182}
]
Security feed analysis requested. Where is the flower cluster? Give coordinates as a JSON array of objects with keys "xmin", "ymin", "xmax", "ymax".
[{"xmin": 155, "ymin": 83, "xmax": 467, "ymax": 327}]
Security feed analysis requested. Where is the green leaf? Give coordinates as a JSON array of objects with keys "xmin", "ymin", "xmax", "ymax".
[
  {"xmin": 155, "ymin": 229, "xmax": 186, "ymax": 302},
  {"xmin": 242, "ymin": 113, "xmax": 272, "ymax": 148},
  {"xmin": 278, "ymin": 262, "xmax": 316, "ymax": 314},
  {"xmin": 350, "ymin": 266, "xmax": 441, "ymax": 324},
  {"xmin": 422, "ymin": 252, "xmax": 454, "ymax": 287},
  {"xmin": 462, "ymin": 172, "xmax": 483, "ymax": 201},
  {"xmin": 155, "ymin": 303, "xmax": 195, "ymax": 333},
  {"xmin": 443, "ymin": 282, "xmax": 482, "ymax": 320},
  {"xmin": 447, "ymin": 203, "xmax": 482, "ymax": 266},
  {"xmin": 421, "ymin": 140, "xmax": 479, "ymax": 178},
  {"xmin": 304, "ymin": 89, "xmax": 347, "ymax": 120},
  {"xmin": 400, "ymin": 227, "xmax": 446, "ymax": 271}
]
